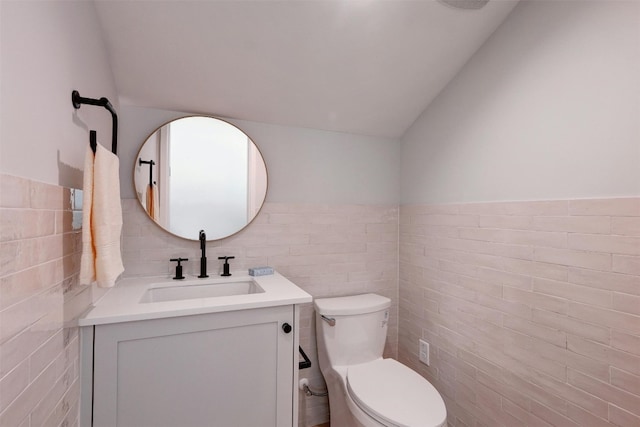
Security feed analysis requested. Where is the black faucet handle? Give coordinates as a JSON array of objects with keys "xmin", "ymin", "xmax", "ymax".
[
  {"xmin": 170, "ymin": 258, "xmax": 188, "ymax": 280},
  {"xmin": 218, "ymin": 256, "xmax": 234, "ymax": 276}
]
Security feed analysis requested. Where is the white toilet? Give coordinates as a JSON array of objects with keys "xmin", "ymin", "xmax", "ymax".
[{"xmin": 315, "ymin": 293, "xmax": 447, "ymax": 427}]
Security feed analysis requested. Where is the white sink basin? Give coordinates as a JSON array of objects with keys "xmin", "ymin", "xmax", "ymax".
[{"xmin": 140, "ymin": 278, "xmax": 264, "ymax": 303}]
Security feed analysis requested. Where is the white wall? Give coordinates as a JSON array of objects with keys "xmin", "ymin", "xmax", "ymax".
[
  {"xmin": 120, "ymin": 105, "xmax": 401, "ymax": 205},
  {"xmin": 0, "ymin": 0, "xmax": 118, "ymax": 188},
  {"xmin": 0, "ymin": 3, "xmax": 118, "ymax": 425},
  {"xmin": 401, "ymin": 0, "xmax": 640, "ymax": 204}
]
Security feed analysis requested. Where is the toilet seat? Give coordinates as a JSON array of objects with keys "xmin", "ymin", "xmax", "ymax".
[{"xmin": 347, "ymin": 359, "xmax": 447, "ymax": 427}]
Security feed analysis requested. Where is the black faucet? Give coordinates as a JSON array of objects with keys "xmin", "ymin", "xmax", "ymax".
[{"xmin": 198, "ymin": 230, "xmax": 208, "ymax": 278}]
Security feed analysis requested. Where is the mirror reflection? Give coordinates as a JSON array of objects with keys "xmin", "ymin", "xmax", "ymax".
[{"xmin": 134, "ymin": 116, "xmax": 268, "ymax": 241}]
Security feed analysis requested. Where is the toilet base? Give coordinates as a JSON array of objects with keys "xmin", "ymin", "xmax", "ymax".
[
  {"xmin": 323, "ymin": 364, "xmax": 387, "ymax": 427},
  {"xmin": 326, "ymin": 377, "xmax": 385, "ymax": 427}
]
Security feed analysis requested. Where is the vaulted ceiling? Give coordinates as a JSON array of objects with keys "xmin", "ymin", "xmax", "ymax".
[{"xmin": 95, "ymin": 0, "xmax": 519, "ymax": 138}]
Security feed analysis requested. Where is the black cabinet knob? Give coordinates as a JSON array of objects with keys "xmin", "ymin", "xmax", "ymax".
[{"xmin": 282, "ymin": 323, "xmax": 292, "ymax": 334}]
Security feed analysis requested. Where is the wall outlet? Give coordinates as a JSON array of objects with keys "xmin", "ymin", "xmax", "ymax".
[{"xmin": 419, "ymin": 339, "xmax": 430, "ymax": 366}]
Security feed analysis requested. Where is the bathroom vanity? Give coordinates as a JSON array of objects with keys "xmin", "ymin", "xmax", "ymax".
[{"xmin": 79, "ymin": 273, "xmax": 311, "ymax": 427}]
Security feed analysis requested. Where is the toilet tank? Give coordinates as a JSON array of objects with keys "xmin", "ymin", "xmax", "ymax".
[{"xmin": 314, "ymin": 294, "xmax": 391, "ymax": 367}]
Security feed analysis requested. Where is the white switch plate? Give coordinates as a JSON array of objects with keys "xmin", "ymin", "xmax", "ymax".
[
  {"xmin": 419, "ymin": 340, "xmax": 429, "ymax": 366},
  {"xmin": 419, "ymin": 339, "xmax": 430, "ymax": 365}
]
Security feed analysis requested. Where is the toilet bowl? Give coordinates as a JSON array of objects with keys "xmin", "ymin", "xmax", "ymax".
[{"xmin": 314, "ymin": 294, "xmax": 447, "ymax": 427}]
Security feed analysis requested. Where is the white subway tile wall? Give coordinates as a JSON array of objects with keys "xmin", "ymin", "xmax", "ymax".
[
  {"xmin": 121, "ymin": 199, "xmax": 400, "ymax": 427},
  {"xmin": 0, "ymin": 174, "xmax": 90, "ymax": 427},
  {"xmin": 399, "ymin": 198, "xmax": 640, "ymax": 427}
]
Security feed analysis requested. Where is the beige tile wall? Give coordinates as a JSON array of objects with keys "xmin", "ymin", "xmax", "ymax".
[
  {"xmin": 0, "ymin": 174, "xmax": 91, "ymax": 427},
  {"xmin": 121, "ymin": 199, "xmax": 399, "ymax": 426},
  {"xmin": 399, "ymin": 198, "xmax": 640, "ymax": 427},
  {"xmin": 11, "ymin": 180, "xmax": 633, "ymax": 427}
]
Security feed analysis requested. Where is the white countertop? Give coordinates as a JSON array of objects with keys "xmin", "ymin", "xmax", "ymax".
[{"xmin": 78, "ymin": 272, "xmax": 313, "ymax": 326}]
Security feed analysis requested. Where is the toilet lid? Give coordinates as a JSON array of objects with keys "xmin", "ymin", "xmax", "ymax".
[{"xmin": 347, "ymin": 359, "xmax": 447, "ymax": 427}]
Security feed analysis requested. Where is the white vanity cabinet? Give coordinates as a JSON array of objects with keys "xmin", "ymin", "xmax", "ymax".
[{"xmin": 81, "ymin": 305, "xmax": 298, "ymax": 427}]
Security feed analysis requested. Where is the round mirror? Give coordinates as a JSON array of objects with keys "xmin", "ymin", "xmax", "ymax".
[{"xmin": 133, "ymin": 116, "xmax": 268, "ymax": 241}]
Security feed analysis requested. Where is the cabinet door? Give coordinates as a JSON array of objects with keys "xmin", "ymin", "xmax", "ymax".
[{"xmin": 92, "ymin": 306, "xmax": 294, "ymax": 427}]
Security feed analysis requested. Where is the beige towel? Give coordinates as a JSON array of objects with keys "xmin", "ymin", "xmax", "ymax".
[
  {"xmin": 146, "ymin": 184, "xmax": 155, "ymax": 219},
  {"xmin": 80, "ymin": 143, "xmax": 124, "ymax": 287},
  {"xmin": 146, "ymin": 183, "xmax": 159, "ymax": 221}
]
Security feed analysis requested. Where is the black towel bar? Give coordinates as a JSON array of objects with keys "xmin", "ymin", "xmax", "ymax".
[
  {"xmin": 139, "ymin": 158, "xmax": 155, "ymax": 186},
  {"xmin": 72, "ymin": 90, "xmax": 118, "ymax": 155},
  {"xmin": 299, "ymin": 346, "xmax": 312, "ymax": 370}
]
